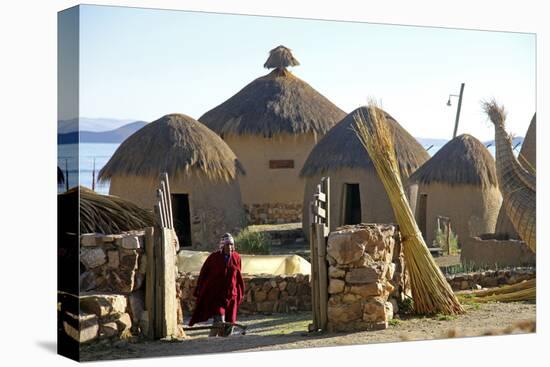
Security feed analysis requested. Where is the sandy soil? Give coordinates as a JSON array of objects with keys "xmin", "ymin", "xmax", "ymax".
[{"xmin": 80, "ymin": 301, "xmax": 535, "ymax": 361}]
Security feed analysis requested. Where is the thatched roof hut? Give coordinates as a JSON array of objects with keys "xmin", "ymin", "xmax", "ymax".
[
  {"xmin": 98, "ymin": 113, "xmax": 246, "ymax": 250},
  {"xmin": 495, "ymin": 113, "xmax": 536, "ymax": 239},
  {"xmin": 407, "ymin": 134, "xmax": 502, "ymax": 246},
  {"xmin": 199, "ymin": 46, "xmax": 345, "ymax": 224},
  {"xmin": 301, "ymin": 106, "xmax": 429, "ymax": 234}
]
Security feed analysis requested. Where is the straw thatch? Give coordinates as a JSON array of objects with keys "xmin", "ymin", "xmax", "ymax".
[
  {"xmin": 301, "ymin": 106, "xmax": 429, "ymax": 178},
  {"xmin": 199, "ymin": 58, "xmax": 345, "ymax": 137},
  {"xmin": 263, "ymin": 45, "xmax": 300, "ymax": 69},
  {"xmin": 59, "ymin": 187, "xmax": 154, "ymax": 234},
  {"xmin": 99, "ymin": 113, "xmax": 244, "ymax": 183},
  {"xmin": 353, "ymin": 102, "xmax": 464, "ymax": 315},
  {"xmin": 408, "ymin": 134, "xmax": 498, "ymax": 188}
]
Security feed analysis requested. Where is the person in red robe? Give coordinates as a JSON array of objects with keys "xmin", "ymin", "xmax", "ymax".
[{"xmin": 189, "ymin": 233, "xmax": 244, "ymax": 336}]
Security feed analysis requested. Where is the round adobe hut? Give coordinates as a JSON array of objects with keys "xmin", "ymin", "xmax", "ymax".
[
  {"xmin": 494, "ymin": 113, "xmax": 536, "ymax": 239},
  {"xmin": 199, "ymin": 46, "xmax": 346, "ymax": 225},
  {"xmin": 301, "ymin": 106, "xmax": 430, "ymax": 235},
  {"xmin": 407, "ymin": 134, "xmax": 502, "ymax": 246},
  {"xmin": 98, "ymin": 113, "xmax": 246, "ymax": 251}
]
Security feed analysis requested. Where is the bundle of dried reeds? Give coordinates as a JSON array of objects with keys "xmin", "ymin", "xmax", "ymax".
[
  {"xmin": 461, "ymin": 279, "xmax": 536, "ymax": 303},
  {"xmin": 353, "ymin": 101, "xmax": 464, "ymax": 315}
]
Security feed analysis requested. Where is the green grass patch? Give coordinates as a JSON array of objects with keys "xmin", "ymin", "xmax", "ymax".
[
  {"xmin": 388, "ymin": 319, "xmax": 402, "ymax": 327},
  {"xmin": 235, "ymin": 228, "xmax": 271, "ymax": 255}
]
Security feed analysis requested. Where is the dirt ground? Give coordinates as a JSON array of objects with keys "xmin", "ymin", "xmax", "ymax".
[{"xmin": 80, "ymin": 301, "xmax": 535, "ymax": 361}]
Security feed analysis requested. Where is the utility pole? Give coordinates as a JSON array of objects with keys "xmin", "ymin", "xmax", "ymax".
[{"xmin": 448, "ymin": 83, "xmax": 465, "ymax": 139}]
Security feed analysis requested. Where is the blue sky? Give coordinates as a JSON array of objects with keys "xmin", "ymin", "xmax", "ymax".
[{"xmin": 77, "ymin": 5, "xmax": 535, "ymax": 140}]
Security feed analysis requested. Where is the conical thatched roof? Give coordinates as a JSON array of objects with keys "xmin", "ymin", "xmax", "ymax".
[
  {"xmin": 98, "ymin": 113, "xmax": 244, "ymax": 183},
  {"xmin": 300, "ymin": 106, "xmax": 429, "ymax": 178},
  {"xmin": 263, "ymin": 45, "xmax": 300, "ymax": 69},
  {"xmin": 199, "ymin": 47, "xmax": 345, "ymax": 137},
  {"xmin": 408, "ymin": 134, "xmax": 498, "ymax": 188}
]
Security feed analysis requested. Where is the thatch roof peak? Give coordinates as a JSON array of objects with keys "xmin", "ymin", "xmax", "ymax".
[
  {"xmin": 264, "ymin": 45, "xmax": 300, "ymax": 70},
  {"xmin": 300, "ymin": 106, "xmax": 429, "ymax": 178},
  {"xmin": 98, "ymin": 113, "xmax": 244, "ymax": 183},
  {"xmin": 408, "ymin": 133, "xmax": 498, "ymax": 188},
  {"xmin": 199, "ymin": 68, "xmax": 345, "ymax": 137}
]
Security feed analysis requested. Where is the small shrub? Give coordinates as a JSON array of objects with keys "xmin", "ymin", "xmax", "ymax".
[
  {"xmin": 235, "ymin": 228, "xmax": 271, "ymax": 255},
  {"xmin": 388, "ymin": 319, "xmax": 401, "ymax": 326},
  {"xmin": 398, "ymin": 297, "xmax": 414, "ymax": 315}
]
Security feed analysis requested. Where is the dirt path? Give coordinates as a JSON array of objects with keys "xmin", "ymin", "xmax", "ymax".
[{"xmin": 80, "ymin": 301, "xmax": 535, "ymax": 361}]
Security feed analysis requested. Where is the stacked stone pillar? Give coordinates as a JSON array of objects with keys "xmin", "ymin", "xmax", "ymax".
[{"xmin": 326, "ymin": 224, "xmax": 409, "ymax": 332}]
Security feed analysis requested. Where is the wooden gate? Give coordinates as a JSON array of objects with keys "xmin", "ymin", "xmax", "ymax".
[
  {"xmin": 309, "ymin": 177, "xmax": 330, "ymax": 332},
  {"xmin": 145, "ymin": 173, "xmax": 180, "ymax": 339}
]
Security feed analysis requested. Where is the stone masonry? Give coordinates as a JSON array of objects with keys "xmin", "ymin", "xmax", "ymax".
[
  {"xmin": 244, "ymin": 202, "xmax": 302, "ymax": 225},
  {"xmin": 325, "ymin": 224, "xmax": 409, "ymax": 332}
]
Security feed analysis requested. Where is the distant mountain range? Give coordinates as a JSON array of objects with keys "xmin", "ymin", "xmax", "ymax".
[
  {"xmin": 58, "ymin": 119, "xmax": 147, "ymax": 144},
  {"xmin": 58, "ymin": 119, "xmax": 524, "ymax": 150}
]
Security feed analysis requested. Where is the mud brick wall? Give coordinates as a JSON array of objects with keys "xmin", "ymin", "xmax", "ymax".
[
  {"xmin": 244, "ymin": 202, "xmax": 302, "ymax": 225},
  {"xmin": 177, "ymin": 273, "xmax": 312, "ymax": 317},
  {"xmin": 446, "ymin": 268, "xmax": 536, "ymax": 291},
  {"xmin": 461, "ymin": 235, "xmax": 536, "ymax": 268},
  {"xmin": 325, "ymin": 224, "xmax": 409, "ymax": 332}
]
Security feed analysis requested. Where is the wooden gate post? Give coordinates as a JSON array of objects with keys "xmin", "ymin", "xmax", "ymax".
[
  {"xmin": 145, "ymin": 173, "xmax": 180, "ymax": 339},
  {"xmin": 309, "ymin": 177, "xmax": 330, "ymax": 332}
]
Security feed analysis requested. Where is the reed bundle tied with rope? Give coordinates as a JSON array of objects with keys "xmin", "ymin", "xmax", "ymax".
[
  {"xmin": 460, "ymin": 279, "xmax": 536, "ymax": 303},
  {"xmin": 353, "ymin": 101, "xmax": 464, "ymax": 315}
]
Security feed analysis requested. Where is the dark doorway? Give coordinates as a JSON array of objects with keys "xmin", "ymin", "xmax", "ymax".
[
  {"xmin": 171, "ymin": 194, "xmax": 192, "ymax": 247},
  {"xmin": 417, "ymin": 193, "xmax": 428, "ymax": 241},
  {"xmin": 344, "ymin": 183, "xmax": 362, "ymax": 225}
]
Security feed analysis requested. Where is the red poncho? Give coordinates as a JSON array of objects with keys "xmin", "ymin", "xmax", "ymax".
[{"xmin": 189, "ymin": 250, "xmax": 244, "ymax": 326}]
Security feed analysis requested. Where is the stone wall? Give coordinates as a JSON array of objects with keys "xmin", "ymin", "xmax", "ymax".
[
  {"xmin": 446, "ymin": 268, "xmax": 536, "ymax": 291},
  {"xmin": 177, "ymin": 273, "xmax": 312, "ymax": 316},
  {"xmin": 325, "ymin": 224, "xmax": 409, "ymax": 332},
  {"xmin": 461, "ymin": 234, "xmax": 536, "ymax": 268},
  {"xmin": 80, "ymin": 231, "xmax": 147, "ymax": 293},
  {"xmin": 244, "ymin": 202, "xmax": 302, "ymax": 225},
  {"xmin": 72, "ymin": 232, "xmax": 150, "ymax": 344}
]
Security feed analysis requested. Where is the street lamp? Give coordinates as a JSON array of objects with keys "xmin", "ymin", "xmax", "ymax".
[{"xmin": 447, "ymin": 83, "xmax": 465, "ymax": 139}]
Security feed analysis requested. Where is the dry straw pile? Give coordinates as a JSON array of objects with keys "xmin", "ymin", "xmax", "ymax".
[
  {"xmin": 353, "ymin": 101, "xmax": 464, "ymax": 315},
  {"xmin": 461, "ymin": 279, "xmax": 536, "ymax": 303}
]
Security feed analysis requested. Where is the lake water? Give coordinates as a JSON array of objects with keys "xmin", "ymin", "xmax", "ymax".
[
  {"xmin": 58, "ymin": 143, "xmax": 119, "ymax": 194},
  {"xmin": 57, "ymin": 141, "xmax": 514, "ymax": 195}
]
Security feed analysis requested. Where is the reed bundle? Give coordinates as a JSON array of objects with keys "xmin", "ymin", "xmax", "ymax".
[
  {"xmin": 353, "ymin": 101, "xmax": 464, "ymax": 315},
  {"xmin": 461, "ymin": 279, "xmax": 536, "ymax": 303}
]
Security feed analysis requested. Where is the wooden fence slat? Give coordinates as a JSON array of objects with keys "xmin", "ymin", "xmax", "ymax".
[
  {"xmin": 316, "ymin": 223, "xmax": 328, "ymax": 330},
  {"xmin": 314, "ymin": 192, "xmax": 326, "ymax": 203},
  {"xmin": 145, "ymin": 227, "xmax": 155, "ymax": 339},
  {"xmin": 313, "ymin": 205, "xmax": 326, "ymax": 219},
  {"xmin": 161, "ymin": 173, "xmax": 174, "ymax": 229}
]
